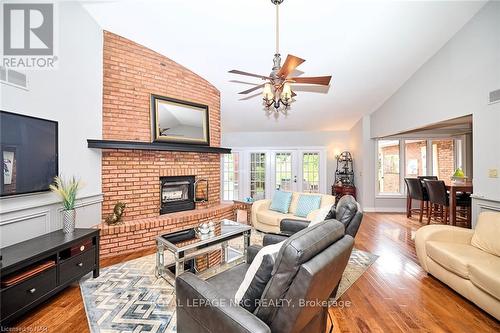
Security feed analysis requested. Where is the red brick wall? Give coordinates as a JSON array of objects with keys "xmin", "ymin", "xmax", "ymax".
[
  {"xmin": 102, "ymin": 150, "xmax": 221, "ymax": 221},
  {"xmin": 432, "ymin": 140, "xmax": 455, "ymax": 180},
  {"xmin": 404, "ymin": 140, "xmax": 427, "ymax": 177},
  {"xmin": 102, "ymin": 31, "xmax": 220, "ymax": 145},
  {"xmin": 404, "ymin": 140, "xmax": 454, "ymax": 180},
  {"xmin": 101, "ymin": 31, "xmax": 222, "ymax": 223}
]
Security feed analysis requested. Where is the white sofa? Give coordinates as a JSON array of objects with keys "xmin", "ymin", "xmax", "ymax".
[
  {"xmin": 415, "ymin": 211, "xmax": 500, "ymax": 320},
  {"xmin": 251, "ymin": 192, "xmax": 335, "ymax": 233}
]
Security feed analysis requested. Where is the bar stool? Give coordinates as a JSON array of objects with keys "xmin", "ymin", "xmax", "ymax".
[{"xmin": 405, "ymin": 178, "xmax": 429, "ymax": 223}]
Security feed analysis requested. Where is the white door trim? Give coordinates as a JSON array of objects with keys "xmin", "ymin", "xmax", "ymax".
[{"xmin": 229, "ymin": 147, "xmax": 327, "ymax": 199}]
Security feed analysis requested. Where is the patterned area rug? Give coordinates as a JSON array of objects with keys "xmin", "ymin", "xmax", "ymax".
[{"xmin": 80, "ymin": 231, "xmax": 377, "ymax": 333}]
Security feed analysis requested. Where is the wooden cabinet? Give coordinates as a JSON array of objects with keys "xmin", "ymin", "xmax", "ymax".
[
  {"xmin": 0, "ymin": 229, "xmax": 100, "ymax": 327},
  {"xmin": 332, "ymin": 185, "xmax": 357, "ymax": 201},
  {"xmin": 1, "ymin": 267, "xmax": 57, "ymax": 320},
  {"xmin": 59, "ymin": 247, "xmax": 97, "ymax": 285}
]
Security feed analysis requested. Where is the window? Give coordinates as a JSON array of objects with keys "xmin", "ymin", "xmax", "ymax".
[
  {"xmin": 405, "ymin": 139, "xmax": 427, "ymax": 177},
  {"xmin": 432, "ymin": 139, "xmax": 455, "ymax": 180},
  {"xmin": 377, "ymin": 137, "xmax": 465, "ymax": 196},
  {"xmin": 221, "ymin": 153, "xmax": 239, "ymax": 200},
  {"xmin": 377, "ymin": 140, "xmax": 400, "ymax": 194},
  {"xmin": 302, "ymin": 152, "xmax": 320, "ymax": 193},
  {"xmin": 250, "ymin": 153, "xmax": 266, "ymax": 200},
  {"xmin": 275, "ymin": 152, "xmax": 292, "ymax": 191}
]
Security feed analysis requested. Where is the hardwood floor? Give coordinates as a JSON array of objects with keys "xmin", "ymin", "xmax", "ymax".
[
  {"xmin": 329, "ymin": 213, "xmax": 499, "ymax": 333},
  {"xmin": 9, "ymin": 213, "xmax": 500, "ymax": 332}
]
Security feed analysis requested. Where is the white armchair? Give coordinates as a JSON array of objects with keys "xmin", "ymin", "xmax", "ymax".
[{"xmin": 415, "ymin": 212, "xmax": 500, "ymax": 320}]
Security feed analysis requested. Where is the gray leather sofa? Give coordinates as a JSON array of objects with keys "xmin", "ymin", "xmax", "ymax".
[
  {"xmin": 263, "ymin": 195, "xmax": 363, "ymax": 246},
  {"xmin": 175, "ymin": 220, "xmax": 354, "ymax": 333}
]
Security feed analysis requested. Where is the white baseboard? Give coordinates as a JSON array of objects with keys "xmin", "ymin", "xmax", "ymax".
[{"xmin": 363, "ymin": 207, "xmax": 406, "ymax": 213}]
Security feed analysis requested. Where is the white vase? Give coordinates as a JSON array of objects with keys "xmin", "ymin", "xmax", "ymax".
[{"xmin": 62, "ymin": 209, "xmax": 76, "ymax": 234}]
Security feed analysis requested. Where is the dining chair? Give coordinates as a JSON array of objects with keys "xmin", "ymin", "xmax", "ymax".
[
  {"xmin": 404, "ymin": 178, "xmax": 429, "ymax": 223},
  {"xmin": 424, "ymin": 180, "xmax": 472, "ymax": 227},
  {"xmin": 418, "ymin": 176, "xmax": 437, "ymax": 208},
  {"xmin": 424, "ymin": 180, "xmax": 449, "ymax": 224},
  {"xmin": 417, "ymin": 176, "xmax": 438, "ymax": 181}
]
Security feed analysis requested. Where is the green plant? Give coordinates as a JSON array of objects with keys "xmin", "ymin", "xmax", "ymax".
[{"xmin": 49, "ymin": 176, "xmax": 81, "ymax": 210}]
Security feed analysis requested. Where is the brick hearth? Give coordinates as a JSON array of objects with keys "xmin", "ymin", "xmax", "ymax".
[
  {"xmin": 97, "ymin": 31, "xmax": 235, "ymax": 262},
  {"xmin": 99, "ymin": 203, "xmax": 235, "ymax": 257}
]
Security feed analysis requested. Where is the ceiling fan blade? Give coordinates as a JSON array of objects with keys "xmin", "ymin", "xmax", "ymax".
[
  {"xmin": 238, "ymin": 83, "xmax": 265, "ymax": 94},
  {"xmin": 229, "ymin": 70, "xmax": 272, "ymax": 80},
  {"xmin": 239, "ymin": 92, "xmax": 262, "ymax": 101},
  {"xmin": 289, "ymin": 76, "xmax": 332, "ymax": 86},
  {"xmin": 278, "ymin": 54, "xmax": 305, "ymax": 78}
]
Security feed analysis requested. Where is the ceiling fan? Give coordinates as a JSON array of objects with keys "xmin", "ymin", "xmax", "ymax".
[{"xmin": 228, "ymin": 0, "xmax": 332, "ymax": 112}]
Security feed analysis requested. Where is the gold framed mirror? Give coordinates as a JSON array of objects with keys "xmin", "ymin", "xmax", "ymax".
[{"xmin": 151, "ymin": 94, "xmax": 210, "ymax": 145}]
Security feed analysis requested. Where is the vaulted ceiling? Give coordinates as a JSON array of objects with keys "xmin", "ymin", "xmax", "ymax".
[{"xmin": 83, "ymin": 0, "xmax": 485, "ymax": 132}]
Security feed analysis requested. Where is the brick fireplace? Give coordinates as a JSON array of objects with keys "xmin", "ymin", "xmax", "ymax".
[{"xmin": 96, "ymin": 31, "xmax": 236, "ymax": 259}]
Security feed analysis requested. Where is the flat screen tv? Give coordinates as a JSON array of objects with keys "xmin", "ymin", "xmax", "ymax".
[{"xmin": 1, "ymin": 111, "xmax": 58, "ymax": 197}]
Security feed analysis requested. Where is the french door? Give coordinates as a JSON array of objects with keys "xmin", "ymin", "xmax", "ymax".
[
  {"xmin": 244, "ymin": 149, "xmax": 326, "ymax": 200},
  {"xmin": 273, "ymin": 151, "xmax": 296, "ymax": 192}
]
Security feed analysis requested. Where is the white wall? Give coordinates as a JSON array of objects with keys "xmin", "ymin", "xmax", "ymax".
[
  {"xmin": 363, "ymin": 2, "xmax": 500, "ymax": 216},
  {"xmin": 349, "ymin": 116, "xmax": 376, "ymax": 210},
  {"xmin": 472, "ymin": 100, "xmax": 500, "ymax": 225},
  {"xmin": 222, "ymin": 130, "xmax": 350, "ymax": 192},
  {"xmin": 473, "ymin": 100, "xmax": 500, "ymax": 201},
  {"xmin": 0, "ymin": 2, "xmax": 103, "ymax": 247},
  {"xmin": 370, "ymin": 1, "xmax": 499, "ymax": 139}
]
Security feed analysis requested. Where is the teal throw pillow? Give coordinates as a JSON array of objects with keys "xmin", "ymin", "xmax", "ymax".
[
  {"xmin": 270, "ymin": 190, "xmax": 293, "ymax": 214},
  {"xmin": 295, "ymin": 195, "xmax": 322, "ymax": 218}
]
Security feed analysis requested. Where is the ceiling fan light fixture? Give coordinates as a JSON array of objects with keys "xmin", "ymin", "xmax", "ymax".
[
  {"xmin": 228, "ymin": 0, "xmax": 332, "ymax": 115},
  {"xmin": 281, "ymin": 82, "xmax": 292, "ymax": 100},
  {"xmin": 262, "ymin": 83, "xmax": 274, "ymax": 101}
]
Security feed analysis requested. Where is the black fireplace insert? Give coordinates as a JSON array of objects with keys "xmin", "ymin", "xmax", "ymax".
[{"xmin": 160, "ymin": 176, "xmax": 195, "ymax": 214}]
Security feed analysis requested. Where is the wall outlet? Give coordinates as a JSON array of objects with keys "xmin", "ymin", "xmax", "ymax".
[{"xmin": 488, "ymin": 169, "xmax": 498, "ymax": 178}]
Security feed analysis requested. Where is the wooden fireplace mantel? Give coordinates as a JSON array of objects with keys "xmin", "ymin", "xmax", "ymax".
[{"xmin": 87, "ymin": 139, "xmax": 231, "ymax": 154}]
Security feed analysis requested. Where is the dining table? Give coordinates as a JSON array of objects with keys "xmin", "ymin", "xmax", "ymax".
[{"xmin": 445, "ymin": 180, "xmax": 473, "ymax": 226}]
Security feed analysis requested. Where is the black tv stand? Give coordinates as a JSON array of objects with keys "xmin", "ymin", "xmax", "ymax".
[{"xmin": 0, "ymin": 228, "xmax": 100, "ymax": 327}]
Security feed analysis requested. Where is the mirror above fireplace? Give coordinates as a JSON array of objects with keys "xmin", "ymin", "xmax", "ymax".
[{"xmin": 152, "ymin": 94, "xmax": 209, "ymax": 145}]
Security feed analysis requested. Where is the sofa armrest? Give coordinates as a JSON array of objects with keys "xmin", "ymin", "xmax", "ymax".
[
  {"xmin": 251, "ymin": 199, "xmax": 272, "ymax": 227},
  {"xmin": 262, "ymin": 233, "xmax": 288, "ymax": 246},
  {"xmin": 306, "ymin": 208, "xmax": 322, "ymax": 222},
  {"xmin": 344, "ymin": 211, "xmax": 363, "ymax": 239},
  {"xmin": 247, "ymin": 245, "xmax": 262, "ymax": 264},
  {"xmin": 252, "ymin": 199, "xmax": 272, "ymax": 211},
  {"xmin": 415, "ymin": 225, "xmax": 475, "ymax": 272},
  {"xmin": 176, "ymin": 273, "xmax": 271, "ymax": 333},
  {"xmin": 280, "ymin": 219, "xmax": 310, "ymax": 235}
]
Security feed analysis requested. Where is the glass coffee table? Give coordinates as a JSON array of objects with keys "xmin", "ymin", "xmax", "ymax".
[{"xmin": 155, "ymin": 219, "xmax": 251, "ymax": 284}]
